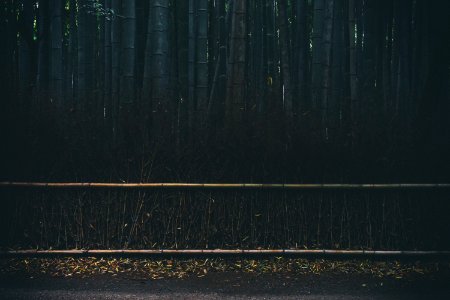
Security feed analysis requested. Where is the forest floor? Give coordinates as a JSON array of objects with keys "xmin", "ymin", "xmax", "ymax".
[{"xmin": 0, "ymin": 258, "xmax": 449, "ymax": 299}]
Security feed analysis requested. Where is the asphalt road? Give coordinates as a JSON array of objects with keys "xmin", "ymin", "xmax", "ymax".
[{"xmin": 1, "ymin": 272, "xmax": 449, "ymax": 299}]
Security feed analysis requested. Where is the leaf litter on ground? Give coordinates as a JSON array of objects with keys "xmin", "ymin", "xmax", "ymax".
[{"xmin": 0, "ymin": 257, "xmax": 448, "ymax": 280}]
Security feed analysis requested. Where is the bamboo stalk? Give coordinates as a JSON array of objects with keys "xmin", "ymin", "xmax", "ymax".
[
  {"xmin": 1, "ymin": 249, "xmax": 450, "ymax": 257},
  {"xmin": 1, "ymin": 182, "xmax": 450, "ymax": 190}
]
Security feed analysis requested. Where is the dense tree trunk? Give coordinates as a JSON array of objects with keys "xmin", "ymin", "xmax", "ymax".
[
  {"xmin": 77, "ymin": 0, "xmax": 96, "ymax": 116},
  {"xmin": 117, "ymin": 0, "xmax": 136, "ymax": 147},
  {"xmin": 135, "ymin": 0, "xmax": 147, "ymax": 99},
  {"xmin": 264, "ymin": 0, "xmax": 276, "ymax": 110},
  {"xmin": 396, "ymin": 0, "xmax": 412, "ymax": 133},
  {"xmin": 143, "ymin": 2, "xmax": 153, "ymax": 100},
  {"xmin": 50, "ymin": 0, "xmax": 63, "ymax": 109},
  {"xmin": 176, "ymin": 0, "xmax": 188, "ymax": 109},
  {"xmin": 67, "ymin": 0, "xmax": 78, "ymax": 108},
  {"xmin": 188, "ymin": 0, "xmax": 196, "ymax": 133},
  {"xmin": 150, "ymin": 0, "xmax": 171, "ymax": 138},
  {"xmin": 142, "ymin": 1, "xmax": 153, "ymax": 140},
  {"xmin": 253, "ymin": 1, "xmax": 264, "ymax": 114},
  {"xmin": 361, "ymin": 0, "xmax": 377, "ymax": 121},
  {"xmin": 120, "ymin": 0, "xmax": 136, "ymax": 106},
  {"xmin": 295, "ymin": 0, "xmax": 309, "ymax": 114},
  {"xmin": 0, "ymin": 2, "xmax": 10, "ymax": 101},
  {"xmin": 321, "ymin": 0, "xmax": 334, "ymax": 139},
  {"xmin": 355, "ymin": 0, "xmax": 363, "ymax": 126},
  {"xmin": 217, "ymin": 0, "xmax": 227, "ymax": 121},
  {"xmin": 37, "ymin": 0, "xmax": 50, "ymax": 105},
  {"xmin": 391, "ymin": 0, "xmax": 400, "ymax": 117},
  {"xmin": 348, "ymin": 0, "xmax": 357, "ymax": 130},
  {"xmin": 208, "ymin": 0, "xmax": 217, "ymax": 96},
  {"xmin": 18, "ymin": 0, "xmax": 35, "ymax": 107},
  {"xmin": 312, "ymin": 0, "xmax": 325, "ymax": 111},
  {"xmin": 98, "ymin": 0, "xmax": 106, "ymax": 124},
  {"xmin": 207, "ymin": 0, "xmax": 226, "ymax": 131},
  {"xmin": 104, "ymin": 0, "xmax": 113, "ymax": 133},
  {"xmin": 330, "ymin": 0, "xmax": 344, "ymax": 135},
  {"xmin": 226, "ymin": 0, "xmax": 247, "ymax": 130},
  {"xmin": 111, "ymin": 0, "xmax": 121, "ymax": 143},
  {"xmin": 277, "ymin": 0, "xmax": 293, "ymax": 122},
  {"xmin": 77, "ymin": 0, "xmax": 87, "ymax": 104},
  {"xmin": 381, "ymin": 0, "xmax": 393, "ymax": 115},
  {"xmin": 196, "ymin": 0, "xmax": 209, "ymax": 129}
]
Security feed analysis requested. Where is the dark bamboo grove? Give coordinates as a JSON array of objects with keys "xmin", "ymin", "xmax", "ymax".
[
  {"xmin": 1, "ymin": 1, "xmax": 450, "ymax": 250},
  {"xmin": 2, "ymin": 0, "xmax": 450, "ymax": 182}
]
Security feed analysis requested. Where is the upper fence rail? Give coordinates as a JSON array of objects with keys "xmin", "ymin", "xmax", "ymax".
[{"xmin": 1, "ymin": 182, "xmax": 450, "ymax": 190}]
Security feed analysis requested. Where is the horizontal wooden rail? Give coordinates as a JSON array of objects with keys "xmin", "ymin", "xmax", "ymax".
[
  {"xmin": 2, "ymin": 249, "xmax": 450, "ymax": 257},
  {"xmin": 1, "ymin": 182, "xmax": 450, "ymax": 190}
]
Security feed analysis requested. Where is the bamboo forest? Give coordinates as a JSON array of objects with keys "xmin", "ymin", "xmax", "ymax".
[{"xmin": 1, "ymin": 0, "xmax": 450, "ymax": 251}]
